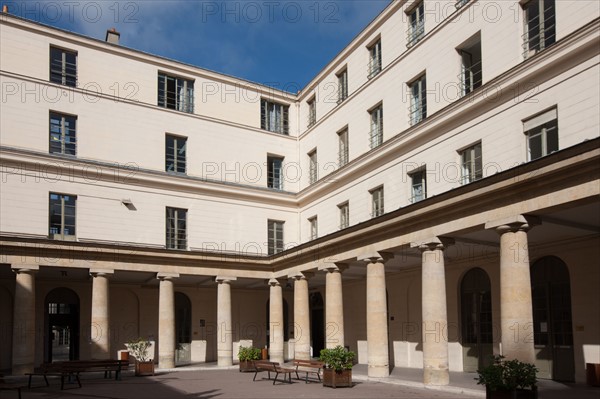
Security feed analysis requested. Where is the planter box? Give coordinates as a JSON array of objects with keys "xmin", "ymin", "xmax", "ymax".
[
  {"xmin": 323, "ymin": 368, "xmax": 352, "ymax": 388},
  {"xmin": 239, "ymin": 360, "xmax": 256, "ymax": 372},
  {"xmin": 485, "ymin": 386, "xmax": 538, "ymax": 399},
  {"xmin": 587, "ymin": 363, "xmax": 600, "ymax": 386},
  {"xmin": 135, "ymin": 361, "xmax": 155, "ymax": 376}
]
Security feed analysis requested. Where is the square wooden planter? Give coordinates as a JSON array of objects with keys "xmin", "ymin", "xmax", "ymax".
[
  {"xmin": 239, "ymin": 360, "xmax": 256, "ymax": 372},
  {"xmin": 323, "ymin": 368, "xmax": 352, "ymax": 388},
  {"xmin": 485, "ymin": 386, "xmax": 538, "ymax": 399},
  {"xmin": 135, "ymin": 361, "xmax": 155, "ymax": 376}
]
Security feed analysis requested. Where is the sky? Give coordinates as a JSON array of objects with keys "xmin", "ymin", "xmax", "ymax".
[{"xmin": 7, "ymin": 0, "xmax": 392, "ymax": 90}]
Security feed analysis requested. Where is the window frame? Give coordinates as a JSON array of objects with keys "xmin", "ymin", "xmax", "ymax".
[
  {"xmin": 308, "ymin": 149, "xmax": 318, "ymax": 184},
  {"xmin": 166, "ymin": 206, "xmax": 188, "ymax": 250},
  {"xmin": 49, "ymin": 46, "xmax": 77, "ymax": 87},
  {"xmin": 165, "ymin": 134, "xmax": 187, "ymax": 174},
  {"xmin": 158, "ymin": 72, "xmax": 195, "ymax": 113},
  {"xmin": 49, "ymin": 192, "xmax": 76, "ymax": 239},
  {"xmin": 369, "ymin": 104, "xmax": 384, "ymax": 149},
  {"xmin": 367, "ymin": 39, "xmax": 382, "ymax": 79},
  {"xmin": 409, "ymin": 168, "xmax": 427, "ymax": 203},
  {"xmin": 524, "ymin": 108, "xmax": 559, "ymax": 161},
  {"xmin": 308, "ymin": 216, "xmax": 318, "ymax": 240},
  {"xmin": 406, "ymin": 1, "xmax": 425, "ymax": 48},
  {"xmin": 459, "ymin": 142, "xmax": 483, "ymax": 184},
  {"xmin": 338, "ymin": 201, "xmax": 349, "ymax": 230},
  {"xmin": 338, "ymin": 127, "xmax": 349, "ymax": 167},
  {"xmin": 261, "ymin": 99, "xmax": 290, "ymax": 135},
  {"xmin": 307, "ymin": 97, "xmax": 317, "ymax": 128},
  {"xmin": 336, "ymin": 67, "xmax": 348, "ymax": 104},
  {"xmin": 268, "ymin": 219, "xmax": 284, "ymax": 255},
  {"xmin": 370, "ymin": 186, "xmax": 384, "ymax": 218},
  {"xmin": 49, "ymin": 112, "xmax": 77, "ymax": 156},
  {"xmin": 408, "ymin": 74, "xmax": 427, "ymax": 125},
  {"xmin": 522, "ymin": 0, "xmax": 556, "ymax": 58},
  {"xmin": 267, "ymin": 155, "xmax": 284, "ymax": 190}
]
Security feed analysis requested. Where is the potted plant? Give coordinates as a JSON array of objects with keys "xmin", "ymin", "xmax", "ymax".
[
  {"xmin": 476, "ymin": 355, "xmax": 538, "ymax": 399},
  {"xmin": 319, "ymin": 345, "xmax": 355, "ymax": 388},
  {"xmin": 237, "ymin": 345, "xmax": 261, "ymax": 372},
  {"xmin": 127, "ymin": 338, "xmax": 154, "ymax": 376}
]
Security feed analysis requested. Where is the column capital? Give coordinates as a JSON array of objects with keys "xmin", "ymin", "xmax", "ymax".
[
  {"xmin": 289, "ymin": 271, "xmax": 314, "ymax": 280},
  {"xmin": 318, "ymin": 262, "xmax": 349, "ymax": 273},
  {"xmin": 215, "ymin": 276, "xmax": 237, "ymax": 284},
  {"xmin": 11, "ymin": 265, "xmax": 39, "ymax": 274},
  {"xmin": 411, "ymin": 236, "xmax": 455, "ymax": 252},
  {"xmin": 268, "ymin": 278, "xmax": 286, "ymax": 287},
  {"xmin": 157, "ymin": 272, "xmax": 179, "ymax": 281},
  {"xmin": 357, "ymin": 251, "xmax": 393, "ymax": 264},
  {"xmin": 90, "ymin": 268, "xmax": 114, "ymax": 278},
  {"xmin": 485, "ymin": 215, "xmax": 541, "ymax": 234}
]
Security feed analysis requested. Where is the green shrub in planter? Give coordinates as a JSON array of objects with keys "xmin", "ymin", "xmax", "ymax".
[
  {"xmin": 476, "ymin": 355, "xmax": 538, "ymax": 399},
  {"xmin": 238, "ymin": 346, "xmax": 261, "ymax": 372}
]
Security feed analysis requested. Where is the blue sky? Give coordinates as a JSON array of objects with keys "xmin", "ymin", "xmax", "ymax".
[{"xmin": 8, "ymin": 0, "xmax": 391, "ymax": 90}]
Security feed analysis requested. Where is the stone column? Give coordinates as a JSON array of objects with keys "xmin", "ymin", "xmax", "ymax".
[
  {"xmin": 268, "ymin": 278, "xmax": 284, "ymax": 364},
  {"xmin": 90, "ymin": 269, "xmax": 114, "ymax": 359},
  {"xmin": 320, "ymin": 264, "xmax": 347, "ymax": 349},
  {"xmin": 157, "ymin": 273, "xmax": 178, "ymax": 369},
  {"xmin": 216, "ymin": 276, "xmax": 236, "ymax": 366},
  {"xmin": 292, "ymin": 272, "xmax": 312, "ymax": 360},
  {"xmin": 413, "ymin": 237, "xmax": 454, "ymax": 386},
  {"xmin": 486, "ymin": 215, "xmax": 539, "ymax": 364},
  {"xmin": 358, "ymin": 253, "xmax": 391, "ymax": 378},
  {"xmin": 11, "ymin": 266, "xmax": 38, "ymax": 375}
]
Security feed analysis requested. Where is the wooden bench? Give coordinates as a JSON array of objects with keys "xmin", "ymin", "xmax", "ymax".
[
  {"xmin": 26, "ymin": 359, "xmax": 129, "ymax": 390},
  {"xmin": 251, "ymin": 360, "xmax": 295, "ymax": 385},
  {"xmin": 293, "ymin": 360, "xmax": 324, "ymax": 383},
  {"xmin": 0, "ymin": 374, "xmax": 26, "ymax": 399}
]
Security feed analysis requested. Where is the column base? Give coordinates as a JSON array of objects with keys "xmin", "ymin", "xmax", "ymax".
[
  {"xmin": 295, "ymin": 350, "xmax": 311, "ymax": 361},
  {"xmin": 217, "ymin": 355, "xmax": 233, "ymax": 366},
  {"xmin": 423, "ymin": 368, "xmax": 449, "ymax": 385},
  {"xmin": 11, "ymin": 363, "xmax": 34, "ymax": 376},
  {"xmin": 368, "ymin": 364, "xmax": 390, "ymax": 378},
  {"xmin": 158, "ymin": 357, "xmax": 175, "ymax": 369}
]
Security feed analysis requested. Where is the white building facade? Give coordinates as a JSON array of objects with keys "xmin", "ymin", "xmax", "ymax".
[{"xmin": 1, "ymin": 0, "xmax": 599, "ymax": 385}]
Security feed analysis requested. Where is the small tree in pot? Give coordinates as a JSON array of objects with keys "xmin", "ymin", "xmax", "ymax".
[
  {"xmin": 237, "ymin": 346, "xmax": 261, "ymax": 372},
  {"xmin": 319, "ymin": 345, "xmax": 355, "ymax": 388},
  {"xmin": 476, "ymin": 355, "xmax": 538, "ymax": 399},
  {"xmin": 127, "ymin": 338, "xmax": 154, "ymax": 376}
]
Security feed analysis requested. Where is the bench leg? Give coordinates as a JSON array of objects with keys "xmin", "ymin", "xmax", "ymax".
[
  {"xmin": 253, "ymin": 371, "xmax": 258, "ymax": 381},
  {"xmin": 27, "ymin": 375, "xmax": 32, "ymax": 389}
]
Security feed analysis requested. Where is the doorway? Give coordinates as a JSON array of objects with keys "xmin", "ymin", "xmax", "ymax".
[
  {"xmin": 175, "ymin": 292, "xmax": 192, "ymax": 366},
  {"xmin": 310, "ymin": 292, "xmax": 324, "ymax": 358},
  {"xmin": 45, "ymin": 288, "xmax": 80, "ymax": 362}
]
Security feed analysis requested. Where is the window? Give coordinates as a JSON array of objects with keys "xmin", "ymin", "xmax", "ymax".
[
  {"xmin": 50, "ymin": 47, "xmax": 77, "ymax": 87},
  {"xmin": 261, "ymin": 99, "xmax": 289, "ymax": 135},
  {"xmin": 459, "ymin": 36, "xmax": 482, "ymax": 96},
  {"xmin": 309, "ymin": 217, "xmax": 318, "ymax": 240},
  {"xmin": 49, "ymin": 112, "xmax": 76, "ymax": 156},
  {"xmin": 308, "ymin": 150, "xmax": 318, "ymax": 184},
  {"xmin": 523, "ymin": 0, "xmax": 556, "ymax": 58},
  {"xmin": 158, "ymin": 73, "xmax": 194, "ymax": 113},
  {"xmin": 337, "ymin": 68, "xmax": 348, "ymax": 103},
  {"xmin": 49, "ymin": 193, "xmax": 76, "ymax": 239},
  {"xmin": 410, "ymin": 169, "xmax": 427, "ymax": 203},
  {"xmin": 370, "ymin": 186, "xmax": 384, "ymax": 218},
  {"xmin": 268, "ymin": 220, "xmax": 284, "ymax": 255},
  {"xmin": 460, "ymin": 143, "xmax": 482, "ymax": 184},
  {"xmin": 369, "ymin": 104, "xmax": 383, "ymax": 149},
  {"xmin": 524, "ymin": 108, "xmax": 558, "ymax": 161},
  {"xmin": 166, "ymin": 207, "xmax": 187, "ymax": 250},
  {"xmin": 338, "ymin": 128, "xmax": 349, "ymax": 166},
  {"xmin": 165, "ymin": 135, "xmax": 187, "ymax": 174},
  {"xmin": 338, "ymin": 202, "xmax": 349, "ymax": 230},
  {"xmin": 307, "ymin": 97, "xmax": 316, "ymax": 128},
  {"xmin": 367, "ymin": 40, "xmax": 382, "ymax": 79},
  {"xmin": 407, "ymin": 1, "xmax": 425, "ymax": 48},
  {"xmin": 267, "ymin": 156, "xmax": 284, "ymax": 190},
  {"xmin": 409, "ymin": 75, "xmax": 427, "ymax": 125}
]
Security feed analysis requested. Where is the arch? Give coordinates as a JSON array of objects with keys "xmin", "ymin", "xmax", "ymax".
[
  {"xmin": 460, "ymin": 267, "xmax": 493, "ymax": 372},
  {"xmin": 45, "ymin": 287, "xmax": 80, "ymax": 362},
  {"xmin": 531, "ymin": 256, "xmax": 574, "ymax": 382}
]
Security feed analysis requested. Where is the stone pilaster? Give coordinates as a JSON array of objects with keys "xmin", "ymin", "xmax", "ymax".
[
  {"xmin": 216, "ymin": 276, "xmax": 236, "ymax": 366},
  {"xmin": 157, "ymin": 272, "xmax": 178, "ymax": 369},
  {"xmin": 413, "ymin": 237, "xmax": 454, "ymax": 386},
  {"xmin": 358, "ymin": 253, "xmax": 391, "ymax": 378},
  {"xmin": 486, "ymin": 215, "xmax": 539, "ymax": 364},
  {"xmin": 90, "ymin": 269, "xmax": 114, "ymax": 359},
  {"xmin": 268, "ymin": 278, "xmax": 284, "ymax": 364},
  {"xmin": 11, "ymin": 266, "xmax": 38, "ymax": 375},
  {"xmin": 319, "ymin": 263, "xmax": 347, "ymax": 349},
  {"xmin": 292, "ymin": 272, "xmax": 312, "ymax": 360}
]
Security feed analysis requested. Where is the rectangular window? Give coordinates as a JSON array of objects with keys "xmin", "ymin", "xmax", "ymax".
[
  {"xmin": 410, "ymin": 169, "xmax": 427, "ymax": 203},
  {"xmin": 407, "ymin": 1, "xmax": 425, "ymax": 48},
  {"xmin": 307, "ymin": 97, "xmax": 316, "ymax": 128},
  {"xmin": 166, "ymin": 207, "xmax": 187, "ymax": 250},
  {"xmin": 261, "ymin": 99, "xmax": 289, "ymax": 135},
  {"xmin": 267, "ymin": 156, "xmax": 284, "ymax": 190},
  {"xmin": 369, "ymin": 104, "xmax": 383, "ymax": 149},
  {"xmin": 338, "ymin": 128, "xmax": 349, "ymax": 167},
  {"xmin": 338, "ymin": 202, "xmax": 349, "ymax": 230},
  {"xmin": 460, "ymin": 143, "xmax": 483, "ymax": 184},
  {"xmin": 370, "ymin": 186, "xmax": 384, "ymax": 218},
  {"xmin": 49, "ymin": 193, "xmax": 76, "ymax": 239},
  {"xmin": 367, "ymin": 40, "xmax": 382, "ymax": 79},
  {"xmin": 459, "ymin": 37, "xmax": 482, "ymax": 96},
  {"xmin": 50, "ymin": 46, "xmax": 77, "ymax": 87},
  {"xmin": 268, "ymin": 220, "xmax": 284, "ymax": 255},
  {"xmin": 158, "ymin": 73, "xmax": 194, "ymax": 113},
  {"xmin": 165, "ymin": 135, "xmax": 187, "ymax": 174},
  {"xmin": 409, "ymin": 75, "xmax": 427, "ymax": 125},
  {"xmin": 309, "ymin": 216, "xmax": 318, "ymax": 240},
  {"xmin": 308, "ymin": 149, "xmax": 318, "ymax": 184},
  {"xmin": 524, "ymin": 108, "xmax": 558, "ymax": 161},
  {"xmin": 49, "ymin": 112, "xmax": 76, "ymax": 156},
  {"xmin": 523, "ymin": 0, "xmax": 556, "ymax": 58},
  {"xmin": 337, "ymin": 68, "xmax": 348, "ymax": 103}
]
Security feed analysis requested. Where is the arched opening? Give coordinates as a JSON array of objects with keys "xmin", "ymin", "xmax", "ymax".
[
  {"xmin": 460, "ymin": 267, "xmax": 493, "ymax": 372},
  {"xmin": 310, "ymin": 292, "xmax": 324, "ymax": 358},
  {"xmin": 175, "ymin": 292, "xmax": 192, "ymax": 366},
  {"xmin": 45, "ymin": 288, "xmax": 80, "ymax": 362},
  {"xmin": 531, "ymin": 256, "xmax": 575, "ymax": 382}
]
